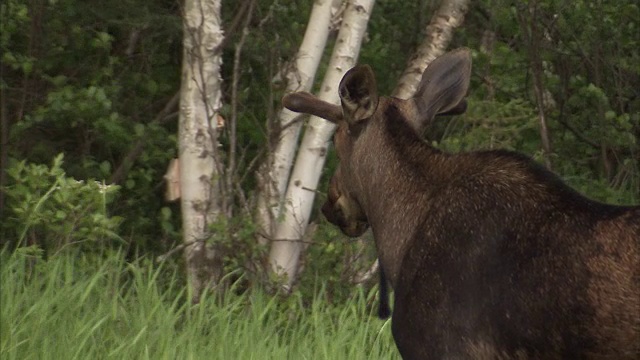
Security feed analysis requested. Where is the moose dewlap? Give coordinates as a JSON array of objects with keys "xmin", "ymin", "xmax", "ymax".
[{"xmin": 282, "ymin": 48, "xmax": 640, "ymax": 359}]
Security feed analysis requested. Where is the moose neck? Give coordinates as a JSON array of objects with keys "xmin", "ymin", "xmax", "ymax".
[{"xmin": 349, "ymin": 109, "xmax": 448, "ymax": 288}]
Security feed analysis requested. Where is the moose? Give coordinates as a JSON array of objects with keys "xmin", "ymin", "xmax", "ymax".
[{"xmin": 282, "ymin": 48, "xmax": 640, "ymax": 359}]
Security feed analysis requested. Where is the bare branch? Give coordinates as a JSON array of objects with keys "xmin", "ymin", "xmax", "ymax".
[
  {"xmin": 108, "ymin": 92, "xmax": 180, "ymax": 185},
  {"xmin": 227, "ymin": 0, "xmax": 256, "ymax": 217},
  {"xmin": 351, "ymin": 259, "xmax": 379, "ymax": 285},
  {"xmin": 517, "ymin": 0, "xmax": 553, "ymax": 169},
  {"xmin": 156, "ymin": 240, "xmax": 200, "ymax": 262}
]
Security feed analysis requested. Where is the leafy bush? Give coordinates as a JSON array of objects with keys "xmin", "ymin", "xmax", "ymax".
[{"xmin": 2, "ymin": 154, "xmax": 122, "ymax": 253}]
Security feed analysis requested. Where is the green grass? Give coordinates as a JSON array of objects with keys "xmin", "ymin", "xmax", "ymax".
[{"xmin": 0, "ymin": 249, "xmax": 399, "ymax": 359}]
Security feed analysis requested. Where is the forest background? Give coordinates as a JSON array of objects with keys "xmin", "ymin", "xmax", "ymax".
[{"xmin": 1, "ymin": 0, "xmax": 638, "ymax": 358}]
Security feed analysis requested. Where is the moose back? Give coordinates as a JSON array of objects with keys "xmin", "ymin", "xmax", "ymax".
[{"xmin": 282, "ymin": 48, "xmax": 640, "ymax": 359}]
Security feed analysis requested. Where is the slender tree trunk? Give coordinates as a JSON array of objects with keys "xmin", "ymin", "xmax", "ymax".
[
  {"xmin": 179, "ymin": 0, "xmax": 225, "ymax": 303},
  {"xmin": 227, "ymin": 0, "xmax": 256, "ymax": 217},
  {"xmin": 269, "ymin": 0, "xmax": 375, "ymax": 290},
  {"xmin": 0, "ymin": 67, "xmax": 8, "ymax": 226},
  {"xmin": 517, "ymin": 0, "xmax": 552, "ymax": 169},
  {"xmin": 480, "ymin": 29, "xmax": 497, "ymax": 100},
  {"xmin": 255, "ymin": 0, "xmax": 341, "ymax": 247},
  {"xmin": 590, "ymin": 43, "xmax": 613, "ymax": 181},
  {"xmin": 392, "ymin": 0, "xmax": 470, "ymax": 99}
]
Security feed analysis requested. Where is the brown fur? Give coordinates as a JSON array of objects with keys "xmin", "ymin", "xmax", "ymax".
[{"xmin": 283, "ymin": 48, "xmax": 640, "ymax": 359}]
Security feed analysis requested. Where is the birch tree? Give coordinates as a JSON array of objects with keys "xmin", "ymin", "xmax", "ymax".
[
  {"xmin": 392, "ymin": 0, "xmax": 470, "ymax": 99},
  {"xmin": 269, "ymin": 0, "xmax": 376, "ymax": 289},
  {"xmin": 179, "ymin": 0, "xmax": 225, "ymax": 303},
  {"xmin": 255, "ymin": 0, "xmax": 341, "ymax": 247}
]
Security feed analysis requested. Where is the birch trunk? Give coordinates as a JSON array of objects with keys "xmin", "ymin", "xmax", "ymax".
[
  {"xmin": 255, "ymin": 0, "xmax": 341, "ymax": 247},
  {"xmin": 179, "ymin": 0, "xmax": 225, "ymax": 303},
  {"xmin": 392, "ymin": 0, "xmax": 470, "ymax": 99},
  {"xmin": 269, "ymin": 0, "xmax": 375, "ymax": 289}
]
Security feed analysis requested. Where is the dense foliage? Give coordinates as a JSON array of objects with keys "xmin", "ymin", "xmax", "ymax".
[{"xmin": 1, "ymin": 0, "xmax": 638, "ymax": 300}]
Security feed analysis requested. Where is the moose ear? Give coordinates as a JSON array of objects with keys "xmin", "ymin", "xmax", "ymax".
[
  {"xmin": 339, "ymin": 65, "xmax": 379, "ymax": 125},
  {"xmin": 413, "ymin": 48, "xmax": 471, "ymax": 129},
  {"xmin": 282, "ymin": 92, "xmax": 343, "ymax": 124},
  {"xmin": 436, "ymin": 99, "xmax": 467, "ymax": 117}
]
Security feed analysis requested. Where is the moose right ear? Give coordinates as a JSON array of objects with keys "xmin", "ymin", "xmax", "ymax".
[
  {"xmin": 339, "ymin": 65, "xmax": 379, "ymax": 125},
  {"xmin": 413, "ymin": 48, "xmax": 472, "ymax": 130}
]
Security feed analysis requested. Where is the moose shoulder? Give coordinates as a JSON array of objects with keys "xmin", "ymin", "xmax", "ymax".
[{"xmin": 282, "ymin": 48, "xmax": 640, "ymax": 359}]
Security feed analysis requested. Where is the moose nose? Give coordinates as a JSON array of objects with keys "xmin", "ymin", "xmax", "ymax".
[
  {"xmin": 321, "ymin": 199, "xmax": 368, "ymax": 237},
  {"xmin": 342, "ymin": 221, "xmax": 369, "ymax": 238}
]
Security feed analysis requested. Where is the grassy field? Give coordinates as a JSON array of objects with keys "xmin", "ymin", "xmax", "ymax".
[{"xmin": 1, "ymin": 249, "xmax": 399, "ymax": 359}]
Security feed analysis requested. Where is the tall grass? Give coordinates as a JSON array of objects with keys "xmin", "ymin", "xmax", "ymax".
[{"xmin": 1, "ymin": 249, "xmax": 399, "ymax": 359}]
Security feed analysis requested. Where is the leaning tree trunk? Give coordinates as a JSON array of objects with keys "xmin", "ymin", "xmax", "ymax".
[
  {"xmin": 268, "ymin": 0, "xmax": 376, "ymax": 290},
  {"xmin": 392, "ymin": 0, "xmax": 470, "ymax": 99},
  {"xmin": 179, "ymin": 0, "xmax": 225, "ymax": 304},
  {"xmin": 255, "ymin": 0, "xmax": 341, "ymax": 247}
]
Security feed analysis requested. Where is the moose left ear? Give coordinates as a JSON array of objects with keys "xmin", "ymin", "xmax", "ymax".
[{"xmin": 339, "ymin": 65, "xmax": 379, "ymax": 126}]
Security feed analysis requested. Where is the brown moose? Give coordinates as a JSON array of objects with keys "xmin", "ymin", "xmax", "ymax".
[{"xmin": 282, "ymin": 48, "xmax": 640, "ymax": 359}]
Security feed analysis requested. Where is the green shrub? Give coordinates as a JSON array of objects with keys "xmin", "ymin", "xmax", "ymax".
[{"xmin": 2, "ymin": 154, "xmax": 122, "ymax": 253}]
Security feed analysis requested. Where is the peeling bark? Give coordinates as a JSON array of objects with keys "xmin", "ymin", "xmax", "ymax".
[{"xmin": 179, "ymin": 0, "xmax": 225, "ymax": 303}]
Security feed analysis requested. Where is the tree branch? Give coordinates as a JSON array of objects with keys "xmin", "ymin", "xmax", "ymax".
[
  {"xmin": 227, "ymin": 0, "xmax": 256, "ymax": 216},
  {"xmin": 218, "ymin": 0, "xmax": 252, "ymax": 50},
  {"xmin": 108, "ymin": 92, "xmax": 180, "ymax": 185},
  {"xmin": 0, "ymin": 66, "xmax": 8, "ymax": 223},
  {"xmin": 517, "ymin": 0, "xmax": 553, "ymax": 169},
  {"xmin": 156, "ymin": 240, "xmax": 199, "ymax": 263}
]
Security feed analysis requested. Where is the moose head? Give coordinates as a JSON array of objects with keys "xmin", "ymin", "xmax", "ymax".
[
  {"xmin": 283, "ymin": 49, "xmax": 639, "ymax": 359},
  {"xmin": 285, "ymin": 49, "xmax": 471, "ymax": 287}
]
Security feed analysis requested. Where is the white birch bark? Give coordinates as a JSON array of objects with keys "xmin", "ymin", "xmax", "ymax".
[
  {"xmin": 179, "ymin": 0, "xmax": 225, "ymax": 303},
  {"xmin": 392, "ymin": 0, "xmax": 470, "ymax": 99},
  {"xmin": 255, "ymin": 0, "xmax": 342, "ymax": 246},
  {"xmin": 269, "ymin": 0, "xmax": 376, "ymax": 289}
]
